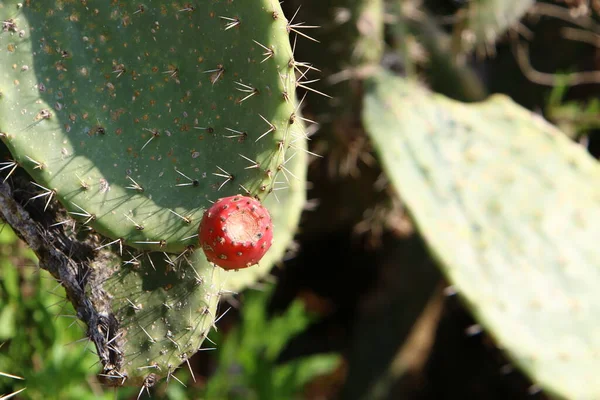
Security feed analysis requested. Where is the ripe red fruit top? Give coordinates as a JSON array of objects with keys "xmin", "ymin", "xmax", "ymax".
[{"xmin": 199, "ymin": 195, "xmax": 273, "ymax": 270}]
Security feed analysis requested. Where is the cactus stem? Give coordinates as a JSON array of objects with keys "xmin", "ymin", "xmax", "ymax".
[{"xmin": 252, "ymin": 39, "xmax": 275, "ymax": 63}]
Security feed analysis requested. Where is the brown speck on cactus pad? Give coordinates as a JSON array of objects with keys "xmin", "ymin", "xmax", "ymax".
[{"xmin": 199, "ymin": 195, "xmax": 273, "ymax": 270}]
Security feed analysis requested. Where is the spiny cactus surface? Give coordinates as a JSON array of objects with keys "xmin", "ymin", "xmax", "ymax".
[
  {"xmin": 0, "ymin": 0, "xmax": 305, "ymax": 254},
  {"xmin": 363, "ymin": 69, "xmax": 600, "ymax": 399},
  {"xmin": 0, "ymin": 0, "xmax": 309, "ymax": 388},
  {"xmin": 97, "ymin": 251, "xmax": 225, "ymax": 386}
]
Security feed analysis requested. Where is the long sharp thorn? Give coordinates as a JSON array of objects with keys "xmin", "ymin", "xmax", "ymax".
[
  {"xmin": 146, "ymin": 253, "xmax": 156, "ymax": 271},
  {"xmin": 213, "ymin": 166, "xmax": 233, "ymax": 191},
  {"xmin": 1, "ymin": 388, "xmax": 27, "ymax": 400},
  {"xmin": 252, "ymin": 40, "xmax": 274, "ymax": 63},
  {"xmin": 0, "ymin": 372, "xmax": 23, "ymax": 380},
  {"xmin": 238, "ymin": 154, "xmax": 260, "ymax": 169},
  {"xmin": 185, "ymin": 357, "xmax": 196, "ymax": 383}
]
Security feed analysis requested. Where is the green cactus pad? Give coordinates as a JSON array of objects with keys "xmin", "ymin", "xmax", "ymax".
[
  {"xmin": 96, "ymin": 250, "xmax": 224, "ymax": 386},
  {"xmin": 0, "ymin": 0, "xmax": 304, "ymax": 253},
  {"xmin": 363, "ymin": 69, "xmax": 600, "ymax": 399}
]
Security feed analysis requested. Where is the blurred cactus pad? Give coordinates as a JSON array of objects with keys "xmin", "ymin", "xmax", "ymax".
[
  {"xmin": 0, "ymin": 0, "xmax": 306, "ymax": 254},
  {"xmin": 363, "ymin": 69, "xmax": 600, "ymax": 399}
]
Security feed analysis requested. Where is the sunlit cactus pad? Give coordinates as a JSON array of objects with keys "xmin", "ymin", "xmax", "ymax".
[
  {"xmin": 0, "ymin": 0, "xmax": 304, "ymax": 253},
  {"xmin": 364, "ymin": 69, "xmax": 600, "ymax": 399}
]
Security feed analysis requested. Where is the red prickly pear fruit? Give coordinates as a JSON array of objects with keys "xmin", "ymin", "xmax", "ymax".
[{"xmin": 199, "ymin": 195, "xmax": 274, "ymax": 270}]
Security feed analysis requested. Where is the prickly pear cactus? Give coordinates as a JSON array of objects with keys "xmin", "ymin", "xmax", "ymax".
[
  {"xmin": 0, "ymin": 0, "xmax": 304, "ymax": 253},
  {"xmin": 0, "ymin": 0, "xmax": 308, "ymax": 388},
  {"xmin": 363, "ymin": 69, "xmax": 600, "ymax": 399}
]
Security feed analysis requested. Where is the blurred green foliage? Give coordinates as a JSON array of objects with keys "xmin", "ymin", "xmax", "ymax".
[
  {"xmin": 546, "ymin": 76, "xmax": 600, "ymax": 139},
  {"xmin": 202, "ymin": 288, "xmax": 340, "ymax": 400}
]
